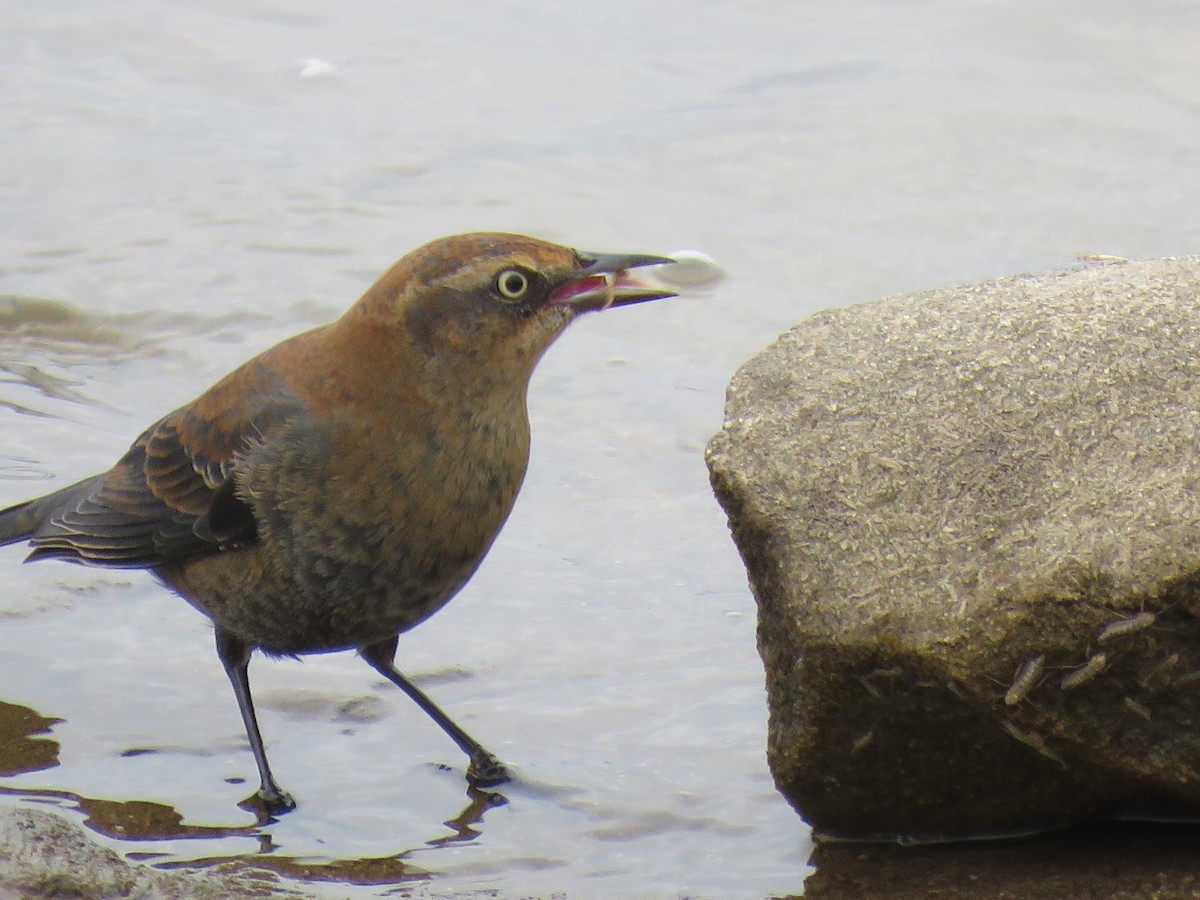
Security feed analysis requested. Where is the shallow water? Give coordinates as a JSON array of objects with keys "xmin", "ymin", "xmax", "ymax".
[{"xmin": 1, "ymin": 1, "xmax": 1198, "ymax": 897}]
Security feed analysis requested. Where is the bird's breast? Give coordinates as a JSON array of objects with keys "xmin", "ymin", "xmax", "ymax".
[{"xmin": 270, "ymin": 396, "xmax": 529, "ymax": 642}]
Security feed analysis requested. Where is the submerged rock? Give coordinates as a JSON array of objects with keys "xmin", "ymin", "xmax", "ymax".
[{"xmin": 707, "ymin": 257, "xmax": 1200, "ymax": 840}]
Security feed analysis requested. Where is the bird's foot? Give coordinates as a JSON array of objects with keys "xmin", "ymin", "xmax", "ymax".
[
  {"xmin": 466, "ymin": 751, "xmax": 510, "ymax": 787},
  {"xmin": 262, "ymin": 786, "xmax": 297, "ymax": 814},
  {"xmin": 240, "ymin": 784, "xmax": 297, "ymax": 818}
]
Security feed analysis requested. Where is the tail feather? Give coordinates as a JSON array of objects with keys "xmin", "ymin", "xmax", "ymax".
[{"xmin": 0, "ymin": 475, "xmax": 107, "ymax": 551}]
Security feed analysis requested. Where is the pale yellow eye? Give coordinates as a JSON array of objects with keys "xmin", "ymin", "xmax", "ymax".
[{"xmin": 495, "ymin": 269, "xmax": 529, "ymax": 300}]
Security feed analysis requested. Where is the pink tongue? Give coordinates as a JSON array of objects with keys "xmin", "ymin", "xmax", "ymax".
[{"xmin": 550, "ymin": 273, "xmax": 610, "ymax": 303}]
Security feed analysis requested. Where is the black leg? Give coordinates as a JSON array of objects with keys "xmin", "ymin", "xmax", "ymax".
[
  {"xmin": 360, "ymin": 636, "xmax": 509, "ymax": 786},
  {"xmin": 214, "ymin": 625, "xmax": 296, "ymax": 813}
]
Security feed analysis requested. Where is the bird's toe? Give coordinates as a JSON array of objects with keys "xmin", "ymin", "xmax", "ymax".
[{"xmin": 466, "ymin": 752, "xmax": 510, "ymax": 787}]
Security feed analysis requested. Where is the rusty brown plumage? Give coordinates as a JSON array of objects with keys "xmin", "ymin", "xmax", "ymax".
[{"xmin": 0, "ymin": 232, "xmax": 675, "ymax": 812}]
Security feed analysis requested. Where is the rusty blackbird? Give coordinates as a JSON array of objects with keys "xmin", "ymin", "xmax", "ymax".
[{"xmin": 0, "ymin": 232, "xmax": 676, "ymax": 812}]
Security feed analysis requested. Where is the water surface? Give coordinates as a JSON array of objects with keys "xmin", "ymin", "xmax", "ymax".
[{"xmin": 2, "ymin": 1, "xmax": 1198, "ymax": 897}]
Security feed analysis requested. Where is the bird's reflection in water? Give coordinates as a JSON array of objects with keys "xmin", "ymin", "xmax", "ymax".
[
  {"xmin": 142, "ymin": 785, "xmax": 508, "ymax": 886},
  {"xmin": 431, "ymin": 783, "xmax": 509, "ymax": 846}
]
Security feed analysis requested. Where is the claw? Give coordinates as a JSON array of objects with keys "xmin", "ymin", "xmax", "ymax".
[{"xmin": 466, "ymin": 751, "xmax": 511, "ymax": 787}]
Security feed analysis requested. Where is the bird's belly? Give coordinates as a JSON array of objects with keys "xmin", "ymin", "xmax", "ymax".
[{"xmin": 157, "ymin": 540, "xmax": 482, "ymax": 655}]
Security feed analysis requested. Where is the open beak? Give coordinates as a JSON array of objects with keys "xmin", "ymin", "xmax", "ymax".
[{"xmin": 549, "ymin": 251, "xmax": 677, "ymax": 312}]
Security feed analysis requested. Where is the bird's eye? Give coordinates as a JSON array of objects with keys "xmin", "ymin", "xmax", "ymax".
[{"xmin": 495, "ymin": 269, "xmax": 530, "ymax": 300}]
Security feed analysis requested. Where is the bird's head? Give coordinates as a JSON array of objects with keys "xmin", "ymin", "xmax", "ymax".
[{"xmin": 351, "ymin": 233, "xmax": 675, "ymax": 384}]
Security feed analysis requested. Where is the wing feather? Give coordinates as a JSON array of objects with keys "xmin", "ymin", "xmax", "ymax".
[{"xmin": 27, "ymin": 370, "xmax": 304, "ymax": 568}]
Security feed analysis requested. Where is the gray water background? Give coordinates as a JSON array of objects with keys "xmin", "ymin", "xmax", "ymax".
[{"xmin": 1, "ymin": 1, "xmax": 1198, "ymax": 897}]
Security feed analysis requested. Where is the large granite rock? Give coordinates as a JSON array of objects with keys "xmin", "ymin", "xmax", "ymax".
[{"xmin": 707, "ymin": 257, "xmax": 1200, "ymax": 840}]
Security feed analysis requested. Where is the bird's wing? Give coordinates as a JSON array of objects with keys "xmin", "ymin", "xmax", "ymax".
[{"xmin": 26, "ymin": 371, "xmax": 305, "ymax": 568}]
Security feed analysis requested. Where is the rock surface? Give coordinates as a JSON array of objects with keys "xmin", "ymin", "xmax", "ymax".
[
  {"xmin": 707, "ymin": 257, "xmax": 1200, "ymax": 840},
  {"xmin": 0, "ymin": 806, "xmax": 300, "ymax": 898}
]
